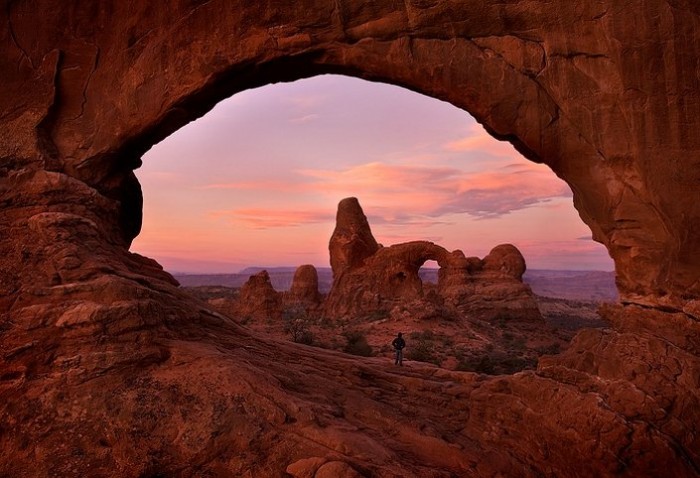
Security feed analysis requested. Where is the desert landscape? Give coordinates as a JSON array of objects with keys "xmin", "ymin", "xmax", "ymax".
[
  {"xmin": 1, "ymin": 1, "xmax": 699, "ymax": 477},
  {"xmin": 180, "ymin": 198, "xmax": 612, "ymax": 376}
]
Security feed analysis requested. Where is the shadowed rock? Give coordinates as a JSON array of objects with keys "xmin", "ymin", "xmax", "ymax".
[
  {"xmin": 0, "ymin": 1, "xmax": 699, "ymax": 476},
  {"xmin": 329, "ymin": 197, "xmax": 380, "ymax": 279}
]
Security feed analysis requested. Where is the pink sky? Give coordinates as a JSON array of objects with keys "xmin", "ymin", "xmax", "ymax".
[{"xmin": 131, "ymin": 75, "xmax": 613, "ymax": 274}]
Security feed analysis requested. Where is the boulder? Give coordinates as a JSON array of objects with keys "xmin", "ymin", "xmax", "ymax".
[{"xmin": 482, "ymin": 244, "xmax": 527, "ymax": 280}]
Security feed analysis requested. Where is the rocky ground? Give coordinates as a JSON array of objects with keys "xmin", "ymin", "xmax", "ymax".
[{"xmin": 184, "ymin": 284, "xmax": 610, "ymax": 376}]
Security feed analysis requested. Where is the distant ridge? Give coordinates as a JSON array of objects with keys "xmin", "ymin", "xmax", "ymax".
[{"xmin": 174, "ymin": 268, "xmax": 617, "ymax": 301}]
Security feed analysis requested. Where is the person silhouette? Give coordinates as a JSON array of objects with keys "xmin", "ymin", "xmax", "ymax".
[{"xmin": 391, "ymin": 332, "xmax": 406, "ymax": 366}]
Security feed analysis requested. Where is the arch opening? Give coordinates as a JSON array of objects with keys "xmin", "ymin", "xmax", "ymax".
[
  {"xmin": 132, "ymin": 74, "xmax": 613, "ymax": 278},
  {"xmin": 132, "ymin": 74, "xmax": 614, "ymax": 373},
  {"xmin": 419, "ymin": 260, "xmax": 439, "ymax": 286}
]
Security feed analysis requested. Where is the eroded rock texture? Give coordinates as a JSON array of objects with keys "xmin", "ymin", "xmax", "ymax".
[
  {"xmin": 287, "ymin": 264, "xmax": 322, "ymax": 306},
  {"xmin": 1, "ymin": 1, "xmax": 699, "ymax": 476},
  {"xmin": 234, "ymin": 270, "xmax": 282, "ymax": 321},
  {"xmin": 325, "ymin": 198, "xmax": 541, "ymax": 321}
]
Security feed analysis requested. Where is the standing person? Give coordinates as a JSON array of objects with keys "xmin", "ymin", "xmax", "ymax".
[{"xmin": 392, "ymin": 332, "xmax": 406, "ymax": 366}]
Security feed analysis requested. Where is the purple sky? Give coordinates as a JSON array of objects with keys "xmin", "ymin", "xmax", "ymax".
[{"xmin": 131, "ymin": 75, "xmax": 614, "ymax": 274}]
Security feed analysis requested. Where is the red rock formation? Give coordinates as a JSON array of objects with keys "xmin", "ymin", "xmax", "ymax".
[
  {"xmin": 234, "ymin": 270, "xmax": 282, "ymax": 320},
  {"xmin": 287, "ymin": 264, "xmax": 322, "ymax": 305},
  {"xmin": 482, "ymin": 244, "xmax": 527, "ymax": 280},
  {"xmin": 325, "ymin": 200, "xmax": 541, "ymax": 321},
  {"xmin": 1, "ymin": 1, "xmax": 699, "ymax": 476},
  {"xmin": 329, "ymin": 197, "xmax": 380, "ymax": 279}
]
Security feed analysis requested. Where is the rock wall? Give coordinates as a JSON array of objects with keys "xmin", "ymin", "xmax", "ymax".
[{"xmin": 1, "ymin": 1, "xmax": 699, "ymax": 476}]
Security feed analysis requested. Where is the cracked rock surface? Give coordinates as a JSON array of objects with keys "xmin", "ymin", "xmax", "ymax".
[{"xmin": 1, "ymin": 1, "xmax": 699, "ymax": 476}]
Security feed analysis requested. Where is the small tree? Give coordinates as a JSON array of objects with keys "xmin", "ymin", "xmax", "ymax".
[{"xmin": 283, "ymin": 307, "xmax": 314, "ymax": 345}]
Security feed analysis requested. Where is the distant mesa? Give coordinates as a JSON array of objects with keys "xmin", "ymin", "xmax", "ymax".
[{"xmin": 229, "ymin": 197, "xmax": 542, "ymax": 323}]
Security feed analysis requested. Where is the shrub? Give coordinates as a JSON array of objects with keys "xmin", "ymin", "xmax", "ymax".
[
  {"xmin": 343, "ymin": 330, "xmax": 373, "ymax": 357},
  {"xmin": 456, "ymin": 355, "xmax": 494, "ymax": 374},
  {"xmin": 283, "ymin": 308, "xmax": 314, "ymax": 345},
  {"xmin": 456, "ymin": 352, "xmax": 537, "ymax": 375},
  {"xmin": 407, "ymin": 337, "xmax": 440, "ymax": 365}
]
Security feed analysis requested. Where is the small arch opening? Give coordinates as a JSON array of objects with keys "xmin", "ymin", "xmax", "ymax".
[{"xmin": 419, "ymin": 260, "xmax": 439, "ymax": 286}]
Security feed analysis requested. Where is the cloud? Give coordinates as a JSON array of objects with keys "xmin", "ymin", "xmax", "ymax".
[
  {"xmin": 201, "ymin": 160, "xmax": 570, "ymax": 225},
  {"xmin": 289, "ymin": 114, "xmax": 319, "ymax": 124},
  {"xmin": 210, "ymin": 207, "xmax": 334, "ymax": 229},
  {"xmin": 443, "ymin": 124, "xmax": 520, "ymax": 159},
  {"xmin": 202, "ymin": 180, "xmax": 301, "ymax": 191},
  {"xmin": 299, "ymin": 161, "xmax": 570, "ymax": 219}
]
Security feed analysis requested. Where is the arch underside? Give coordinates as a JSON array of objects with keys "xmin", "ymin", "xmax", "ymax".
[{"xmin": 1, "ymin": 1, "xmax": 699, "ymax": 475}]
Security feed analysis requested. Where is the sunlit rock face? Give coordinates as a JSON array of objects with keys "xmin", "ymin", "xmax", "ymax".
[
  {"xmin": 1, "ymin": 1, "xmax": 699, "ymax": 476},
  {"xmin": 234, "ymin": 270, "xmax": 282, "ymax": 320},
  {"xmin": 325, "ymin": 198, "xmax": 542, "ymax": 321}
]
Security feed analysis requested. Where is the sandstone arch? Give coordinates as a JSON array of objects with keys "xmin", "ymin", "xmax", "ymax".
[
  {"xmin": 1, "ymin": 1, "xmax": 699, "ymax": 476},
  {"xmin": 3, "ymin": 1, "xmax": 699, "ymax": 311}
]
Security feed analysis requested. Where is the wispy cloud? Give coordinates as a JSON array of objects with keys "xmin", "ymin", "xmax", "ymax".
[
  {"xmin": 210, "ymin": 207, "xmax": 334, "ymax": 229},
  {"xmin": 443, "ymin": 124, "xmax": 519, "ymax": 159},
  {"xmin": 300, "ymin": 161, "xmax": 570, "ymax": 219},
  {"xmin": 202, "ymin": 180, "xmax": 301, "ymax": 191},
  {"xmin": 201, "ymin": 160, "xmax": 570, "ymax": 224},
  {"xmin": 289, "ymin": 114, "xmax": 319, "ymax": 124}
]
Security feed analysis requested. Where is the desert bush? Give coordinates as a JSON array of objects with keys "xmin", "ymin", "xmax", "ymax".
[
  {"xmin": 440, "ymin": 335, "xmax": 454, "ymax": 347},
  {"xmin": 283, "ymin": 308, "xmax": 314, "ymax": 345},
  {"xmin": 498, "ymin": 355, "xmax": 537, "ymax": 374},
  {"xmin": 409, "ymin": 329, "xmax": 434, "ymax": 341},
  {"xmin": 456, "ymin": 352, "xmax": 537, "ymax": 375},
  {"xmin": 407, "ymin": 337, "xmax": 440, "ymax": 365},
  {"xmin": 343, "ymin": 330, "xmax": 373, "ymax": 357},
  {"xmin": 456, "ymin": 355, "xmax": 495, "ymax": 374}
]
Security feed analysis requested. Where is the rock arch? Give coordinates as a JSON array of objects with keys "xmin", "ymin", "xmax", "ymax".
[
  {"xmin": 3, "ymin": 1, "xmax": 699, "ymax": 311},
  {"xmin": 1, "ymin": 1, "xmax": 699, "ymax": 476}
]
